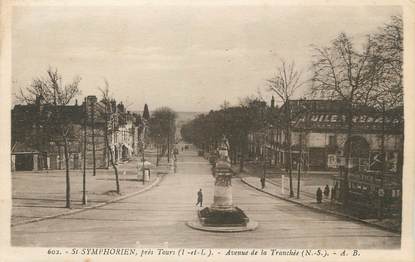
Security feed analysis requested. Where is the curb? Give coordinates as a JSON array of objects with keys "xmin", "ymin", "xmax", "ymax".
[
  {"xmin": 11, "ymin": 174, "xmax": 166, "ymax": 227},
  {"xmin": 240, "ymin": 177, "xmax": 400, "ymax": 234}
]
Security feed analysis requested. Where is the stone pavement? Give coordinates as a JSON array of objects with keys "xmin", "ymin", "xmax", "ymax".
[{"xmin": 11, "ymin": 150, "xmax": 172, "ymax": 226}]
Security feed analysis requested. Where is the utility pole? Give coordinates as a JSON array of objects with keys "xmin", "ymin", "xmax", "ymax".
[
  {"xmin": 379, "ymin": 101, "xmax": 386, "ymax": 220},
  {"xmin": 263, "ymin": 154, "xmax": 266, "ymax": 181},
  {"xmin": 297, "ymin": 131, "xmax": 302, "ymax": 199},
  {"xmin": 156, "ymin": 140, "xmax": 159, "ymax": 166},
  {"xmin": 142, "ymin": 125, "xmax": 146, "ymax": 185},
  {"xmin": 91, "ymin": 100, "xmax": 96, "ymax": 176},
  {"xmin": 167, "ymin": 119, "xmax": 171, "ymax": 163},
  {"xmin": 82, "ymin": 97, "xmax": 87, "ymax": 205},
  {"xmin": 239, "ymin": 139, "xmax": 244, "ymax": 172},
  {"xmin": 287, "ymin": 101, "xmax": 294, "ymax": 197}
]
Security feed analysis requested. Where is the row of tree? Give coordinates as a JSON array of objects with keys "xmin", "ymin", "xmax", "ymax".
[
  {"xmin": 17, "ymin": 68, "xmax": 84, "ymax": 208},
  {"xmin": 16, "ymin": 70, "xmax": 148, "ymax": 208},
  {"xmin": 17, "ymin": 66, "xmax": 178, "ymax": 208},
  {"xmin": 148, "ymin": 107, "xmax": 177, "ymax": 164},
  {"xmin": 181, "ymin": 16, "xmax": 403, "ymax": 202},
  {"xmin": 181, "ymin": 97, "xmax": 276, "ymax": 169}
]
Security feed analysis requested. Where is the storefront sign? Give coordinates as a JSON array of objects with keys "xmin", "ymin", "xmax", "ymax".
[{"xmin": 327, "ymin": 154, "xmax": 337, "ymax": 168}]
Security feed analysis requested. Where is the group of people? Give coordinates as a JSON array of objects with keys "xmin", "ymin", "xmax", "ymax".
[
  {"xmin": 258, "ymin": 176, "xmax": 339, "ymax": 205},
  {"xmin": 197, "ymin": 184, "xmax": 338, "ymax": 207},
  {"xmin": 316, "ymin": 184, "xmax": 338, "ymax": 204}
]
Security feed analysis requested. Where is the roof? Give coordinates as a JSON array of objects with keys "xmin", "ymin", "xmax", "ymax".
[
  {"xmin": 12, "ymin": 103, "xmax": 84, "ymax": 125},
  {"xmin": 11, "ymin": 141, "xmax": 39, "ymax": 154}
]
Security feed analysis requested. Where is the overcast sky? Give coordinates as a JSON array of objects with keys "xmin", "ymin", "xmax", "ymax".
[{"xmin": 12, "ymin": 4, "xmax": 401, "ymax": 112}]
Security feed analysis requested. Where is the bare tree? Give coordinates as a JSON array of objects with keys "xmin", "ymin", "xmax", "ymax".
[
  {"xmin": 98, "ymin": 81, "xmax": 120, "ymax": 194},
  {"xmin": 311, "ymin": 32, "xmax": 379, "ymax": 205},
  {"xmin": 149, "ymin": 107, "xmax": 177, "ymax": 163},
  {"xmin": 17, "ymin": 68, "xmax": 81, "ymax": 208},
  {"xmin": 366, "ymin": 16, "xmax": 403, "ymax": 108},
  {"xmin": 366, "ymin": 16, "xmax": 403, "ymax": 218},
  {"xmin": 267, "ymin": 59, "xmax": 304, "ymax": 197}
]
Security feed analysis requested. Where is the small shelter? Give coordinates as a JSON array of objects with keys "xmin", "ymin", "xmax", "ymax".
[{"xmin": 11, "ymin": 142, "xmax": 41, "ymax": 171}]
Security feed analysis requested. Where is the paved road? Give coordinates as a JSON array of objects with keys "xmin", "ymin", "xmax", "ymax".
[{"xmin": 12, "ymin": 148, "xmax": 400, "ymax": 248}]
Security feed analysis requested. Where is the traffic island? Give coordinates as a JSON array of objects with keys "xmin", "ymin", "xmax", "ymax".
[{"xmin": 187, "ymin": 136, "xmax": 258, "ymax": 232}]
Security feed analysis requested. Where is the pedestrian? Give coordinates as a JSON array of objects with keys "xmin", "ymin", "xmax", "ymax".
[
  {"xmin": 196, "ymin": 189, "xmax": 203, "ymax": 207},
  {"xmin": 260, "ymin": 176, "xmax": 266, "ymax": 189},
  {"xmin": 323, "ymin": 184, "xmax": 330, "ymax": 198},
  {"xmin": 333, "ymin": 182, "xmax": 339, "ymax": 200},
  {"xmin": 316, "ymin": 187, "xmax": 323, "ymax": 204},
  {"xmin": 331, "ymin": 186, "xmax": 336, "ymax": 201}
]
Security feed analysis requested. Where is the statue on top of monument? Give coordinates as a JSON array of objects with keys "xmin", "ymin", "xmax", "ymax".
[{"xmin": 217, "ymin": 135, "xmax": 231, "ymax": 164}]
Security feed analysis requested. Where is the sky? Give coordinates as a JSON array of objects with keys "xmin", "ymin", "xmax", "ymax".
[{"xmin": 12, "ymin": 4, "xmax": 401, "ymax": 112}]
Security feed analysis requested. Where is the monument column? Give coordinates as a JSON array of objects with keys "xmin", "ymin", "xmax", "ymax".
[{"xmin": 187, "ymin": 135, "xmax": 258, "ymax": 232}]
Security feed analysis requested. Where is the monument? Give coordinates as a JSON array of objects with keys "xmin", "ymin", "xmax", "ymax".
[{"xmin": 187, "ymin": 136, "xmax": 258, "ymax": 232}]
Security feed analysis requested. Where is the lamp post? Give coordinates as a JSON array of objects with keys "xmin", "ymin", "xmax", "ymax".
[{"xmin": 142, "ymin": 144, "xmax": 145, "ymax": 185}]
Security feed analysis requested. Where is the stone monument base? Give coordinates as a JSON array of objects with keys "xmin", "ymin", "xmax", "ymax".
[
  {"xmin": 186, "ymin": 206, "xmax": 258, "ymax": 232},
  {"xmin": 186, "ymin": 220, "xmax": 258, "ymax": 233},
  {"xmin": 199, "ymin": 206, "xmax": 248, "ymax": 226}
]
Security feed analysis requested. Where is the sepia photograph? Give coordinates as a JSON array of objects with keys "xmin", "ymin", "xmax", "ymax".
[{"xmin": 1, "ymin": 0, "xmax": 414, "ymax": 261}]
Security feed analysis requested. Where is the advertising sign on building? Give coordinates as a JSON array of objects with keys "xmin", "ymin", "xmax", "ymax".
[{"xmin": 327, "ymin": 154, "xmax": 337, "ymax": 168}]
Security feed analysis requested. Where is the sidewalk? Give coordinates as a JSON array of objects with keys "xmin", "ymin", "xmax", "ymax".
[
  {"xmin": 234, "ymin": 164, "xmax": 401, "ymax": 233},
  {"xmin": 11, "ymin": 152, "xmax": 173, "ymax": 226}
]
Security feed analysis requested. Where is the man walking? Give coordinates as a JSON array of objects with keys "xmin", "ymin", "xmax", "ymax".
[
  {"xmin": 196, "ymin": 189, "xmax": 203, "ymax": 207},
  {"xmin": 316, "ymin": 187, "xmax": 323, "ymax": 204},
  {"xmin": 260, "ymin": 176, "xmax": 266, "ymax": 190}
]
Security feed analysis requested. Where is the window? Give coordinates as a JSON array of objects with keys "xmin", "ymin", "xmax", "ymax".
[
  {"xmin": 392, "ymin": 189, "xmax": 401, "ymax": 198},
  {"xmin": 328, "ymin": 135, "xmax": 336, "ymax": 146}
]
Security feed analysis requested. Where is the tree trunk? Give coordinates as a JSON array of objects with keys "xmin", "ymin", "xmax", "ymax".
[
  {"xmin": 167, "ymin": 124, "xmax": 170, "ymax": 163},
  {"xmin": 287, "ymin": 102, "xmax": 294, "ymax": 197},
  {"xmin": 343, "ymin": 104, "xmax": 353, "ymax": 206},
  {"xmin": 156, "ymin": 143, "xmax": 160, "ymax": 166},
  {"xmin": 105, "ymin": 114, "xmax": 120, "ymax": 194},
  {"xmin": 239, "ymin": 137, "xmax": 245, "ymax": 172},
  {"xmin": 82, "ymin": 101, "xmax": 87, "ymax": 205},
  {"xmin": 92, "ymin": 102, "xmax": 96, "ymax": 176},
  {"xmin": 63, "ymin": 136, "xmax": 71, "ymax": 208},
  {"xmin": 58, "ymin": 144, "xmax": 62, "ymax": 170}
]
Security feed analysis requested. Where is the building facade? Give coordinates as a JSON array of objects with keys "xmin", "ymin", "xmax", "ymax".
[
  {"xmin": 247, "ymin": 99, "xmax": 403, "ymax": 218},
  {"xmin": 249, "ymin": 99, "xmax": 403, "ymax": 173},
  {"xmin": 11, "ymin": 96, "xmax": 141, "ymax": 171}
]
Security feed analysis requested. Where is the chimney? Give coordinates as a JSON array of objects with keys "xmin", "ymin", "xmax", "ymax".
[{"xmin": 271, "ymin": 96, "xmax": 275, "ymax": 109}]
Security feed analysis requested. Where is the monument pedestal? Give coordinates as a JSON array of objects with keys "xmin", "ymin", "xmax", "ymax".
[
  {"xmin": 187, "ymin": 138, "xmax": 258, "ymax": 232},
  {"xmin": 187, "ymin": 164, "xmax": 258, "ymax": 232}
]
